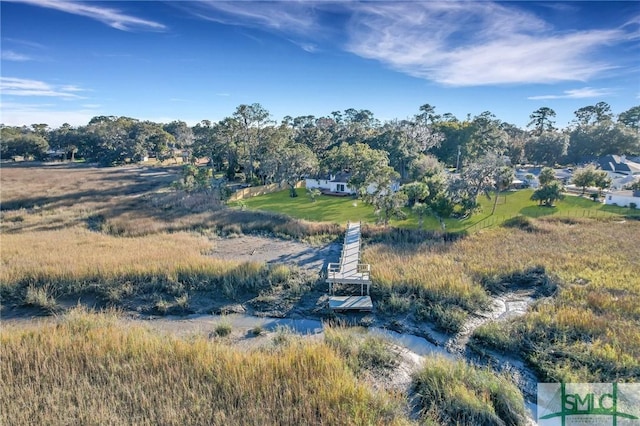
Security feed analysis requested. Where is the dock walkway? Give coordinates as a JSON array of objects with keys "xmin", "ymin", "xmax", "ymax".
[{"xmin": 326, "ymin": 222, "xmax": 372, "ymax": 311}]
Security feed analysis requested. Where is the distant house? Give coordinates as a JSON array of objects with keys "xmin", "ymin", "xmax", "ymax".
[
  {"xmin": 554, "ymin": 168, "xmax": 573, "ymax": 184},
  {"xmin": 597, "ymin": 155, "xmax": 640, "ymax": 190},
  {"xmin": 598, "ymin": 155, "xmax": 640, "ymax": 176},
  {"xmin": 46, "ymin": 149, "xmax": 66, "ymax": 161},
  {"xmin": 305, "ymin": 172, "xmax": 400, "ymax": 196},
  {"xmin": 515, "ymin": 168, "xmax": 539, "ymax": 188},
  {"xmin": 610, "ymin": 174, "xmax": 640, "ymax": 191},
  {"xmin": 604, "ymin": 190, "xmax": 640, "ymax": 208}
]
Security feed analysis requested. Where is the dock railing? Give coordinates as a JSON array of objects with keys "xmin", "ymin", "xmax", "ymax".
[{"xmin": 327, "ymin": 221, "xmax": 371, "ymax": 295}]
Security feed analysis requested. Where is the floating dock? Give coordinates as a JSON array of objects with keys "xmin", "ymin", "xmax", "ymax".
[{"xmin": 327, "ymin": 222, "xmax": 372, "ymax": 311}]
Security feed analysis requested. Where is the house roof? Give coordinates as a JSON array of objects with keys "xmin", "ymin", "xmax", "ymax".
[
  {"xmin": 609, "ymin": 190, "xmax": 639, "ymax": 198},
  {"xmin": 554, "ymin": 169, "xmax": 573, "ymax": 179},
  {"xmin": 330, "ymin": 172, "xmax": 352, "ymax": 183},
  {"xmin": 308, "ymin": 172, "xmax": 352, "ymax": 182},
  {"xmin": 598, "ymin": 155, "xmax": 640, "ymax": 174}
]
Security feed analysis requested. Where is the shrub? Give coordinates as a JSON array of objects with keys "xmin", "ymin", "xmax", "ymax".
[
  {"xmin": 250, "ymin": 325, "xmax": 264, "ymax": 336},
  {"xmin": 412, "ymin": 356, "xmax": 527, "ymax": 426},
  {"xmin": 213, "ymin": 319, "xmax": 232, "ymax": 337},
  {"xmin": 24, "ymin": 285, "xmax": 57, "ymax": 311},
  {"xmin": 324, "ymin": 327, "xmax": 398, "ymax": 374},
  {"xmin": 501, "ymin": 215, "xmax": 537, "ymax": 233},
  {"xmin": 174, "ymin": 294, "xmax": 189, "ymax": 309},
  {"xmin": 154, "ymin": 298, "xmax": 170, "ymax": 314}
]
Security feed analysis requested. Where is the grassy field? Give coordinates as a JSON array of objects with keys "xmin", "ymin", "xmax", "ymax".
[
  {"xmin": 236, "ymin": 187, "xmax": 639, "ymax": 231},
  {"xmin": 0, "ymin": 164, "xmax": 330, "ymax": 315},
  {"xmin": 234, "ymin": 188, "xmax": 378, "ymax": 223},
  {"xmin": 1, "ymin": 308, "xmax": 531, "ymax": 425},
  {"xmin": 412, "ymin": 356, "xmax": 527, "ymax": 425},
  {"xmin": 2, "ymin": 163, "xmax": 638, "ymax": 423},
  {"xmin": 0, "ymin": 309, "xmax": 408, "ymax": 425},
  {"xmin": 366, "ymin": 216, "xmax": 640, "ymax": 382}
]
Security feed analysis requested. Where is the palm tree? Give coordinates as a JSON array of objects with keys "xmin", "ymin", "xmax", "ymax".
[{"xmin": 491, "ymin": 166, "xmax": 515, "ymax": 215}]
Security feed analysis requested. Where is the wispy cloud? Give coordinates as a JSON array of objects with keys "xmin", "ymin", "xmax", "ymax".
[
  {"xmin": 0, "ymin": 77, "xmax": 87, "ymax": 99},
  {"xmin": 2, "ymin": 38, "xmax": 45, "ymax": 49},
  {"xmin": 7, "ymin": 0, "xmax": 166, "ymax": 31},
  {"xmin": 344, "ymin": 2, "xmax": 624, "ymax": 86},
  {"xmin": 528, "ymin": 87, "xmax": 616, "ymax": 100},
  {"xmin": 0, "ymin": 102, "xmax": 100, "ymax": 127},
  {"xmin": 179, "ymin": 1, "xmax": 329, "ymax": 52},
  {"xmin": 1, "ymin": 50, "xmax": 34, "ymax": 61},
  {"xmin": 186, "ymin": 1, "xmax": 320, "ymax": 34},
  {"xmin": 183, "ymin": 1, "xmax": 635, "ymax": 87}
]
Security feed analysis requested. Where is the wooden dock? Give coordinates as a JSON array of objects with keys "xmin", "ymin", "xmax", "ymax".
[
  {"xmin": 327, "ymin": 222, "xmax": 372, "ymax": 311},
  {"xmin": 328, "ymin": 296, "xmax": 373, "ymax": 311}
]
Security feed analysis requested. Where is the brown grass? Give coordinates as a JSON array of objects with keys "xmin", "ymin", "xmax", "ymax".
[
  {"xmin": 412, "ymin": 356, "xmax": 527, "ymax": 425},
  {"xmin": 0, "ymin": 308, "xmax": 408, "ymax": 425},
  {"xmin": 0, "ymin": 163, "xmax": 340, "ymax": 239},
  {"xmin": 366, "ymin": 217, "xmax": 640, "ymax": 381},
  {"xmin": 0, "ymin": 164, "xmax": 332, "ymax": 314}
]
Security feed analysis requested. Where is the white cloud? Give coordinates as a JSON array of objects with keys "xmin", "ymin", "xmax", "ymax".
[
  {"xmin": 0, "ymin": 77, "xmax": 87, "ymax": 99},
  {"xmin": 528, "ymin": 87, "xmax": 616, "ymax": 100},
  {"xmin": 60, "ymin": 85, "xmax": 86, "ymax": 93},
  {"xmin": 1, "ymin": 50, "xmax": 33, "ymax": 61},
  {"xmin": 344, "ymin": 2, "xmax": 624, "ymax": 86},
  {"xmin": 0, "ymin": 102, "xmax": 99, "ymax": 127},
  {"xmin": 2, "ymin": 38, "xmax": 45, "ymax": 49},
  {"xmin": 182, "ymin": 1, "xmax": 328, "ymax": 53},
  {"xmin": 7, "ymin": 0, "xmax": 165, "ymax": 31},
  {"xmin": 187, "ymin": 1, "xmax": 320, "ymax": 35},
  {"xmin": 185, "ymin": 1, "xmax": 634, "ymax": 87}
]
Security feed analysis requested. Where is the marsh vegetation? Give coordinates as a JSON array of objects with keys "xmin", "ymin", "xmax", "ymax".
[{"xmin": 2, "ymin": 163, "xmax": 639, "ymax": 425}]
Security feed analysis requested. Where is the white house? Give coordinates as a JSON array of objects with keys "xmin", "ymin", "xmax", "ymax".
[
  {"xmin": 597, "ymin": 155, "xmax": 640, "ymax": 190},
  {"xmin": 305, "ymin": 172, "xmax": 400, "ymax": 196},
  {"xmin": 609, "ymin": 174, "xmax": 640, "ymax": 191},
  {"xmin": 515, "ymin": 168, "xmax": 540, "ymax": 188},
  {"xmin": 604, "ymin": 190, "xmax": 640, "ymax": 208}
]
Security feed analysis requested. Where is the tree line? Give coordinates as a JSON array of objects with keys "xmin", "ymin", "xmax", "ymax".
[
  {"xmin": 1, "ymin": 102, "xmax": 638, "ymax": 223},
  {"xmin": 2, "ymin": 102, "xmax": 637, "ymax": 168}
]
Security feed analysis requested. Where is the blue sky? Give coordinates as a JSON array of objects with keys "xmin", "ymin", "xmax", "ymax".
[{"xmin": 1, "ymin": 1, "xmax": 639, "ymax": 129}]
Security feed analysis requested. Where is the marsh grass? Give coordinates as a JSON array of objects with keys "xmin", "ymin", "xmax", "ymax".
[
  {"xmin": 24, "ymin": 284, "xmax": 58, "ymax": 311},
  {"xmin": 365, "ymin": 241, "xmax": 490, "ymax": 332},
  {"xmin": 412, "ymin": 356, "xmax": 527, "ymax": 426},
  {"xmin": 324, "ymin": 326, "xmax": 399, "ymax": 374},
  {"xmin": 1, "ymin": 309, "xmax": 408, "ymax": 425},
  {"xmin": 367, "ymin": 216, "xmax": 640, "ymax": 382},
  {"xmin": 214, "ymin": 318, "xmax": 233, "ymax": 337},
  {"xmin": 0, "ymin": 226, "xmax": 314, "ymax": 314},
  {"xmin": 0, "ymin": 165, "xmax": 342, "ymax": 241},
  {"xmin": 458, "ymin": 218, "xmax": 639, "ymax": 382}
]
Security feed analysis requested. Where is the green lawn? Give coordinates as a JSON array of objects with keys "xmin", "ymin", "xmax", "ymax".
[
  {"xmin": 234, "ymin": 189, "xmax": 377, "ymax": 224},
  {"xmin": 235, "ymin": 188, "xmax": 639, "ymax": 231}
]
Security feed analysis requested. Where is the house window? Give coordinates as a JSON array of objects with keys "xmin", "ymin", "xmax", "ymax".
[
  {"xmin": 337, "ymin": 184, "xmax": 345, "ymax": 192},
  {"xmin": 608, "ymin": 195, "xmax": 612, "ymax": 200}
]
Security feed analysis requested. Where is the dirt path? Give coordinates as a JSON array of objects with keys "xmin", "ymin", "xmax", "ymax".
[{"xmin": 209, "ymin": 235, "xmax": 341, "ymax": 271}]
